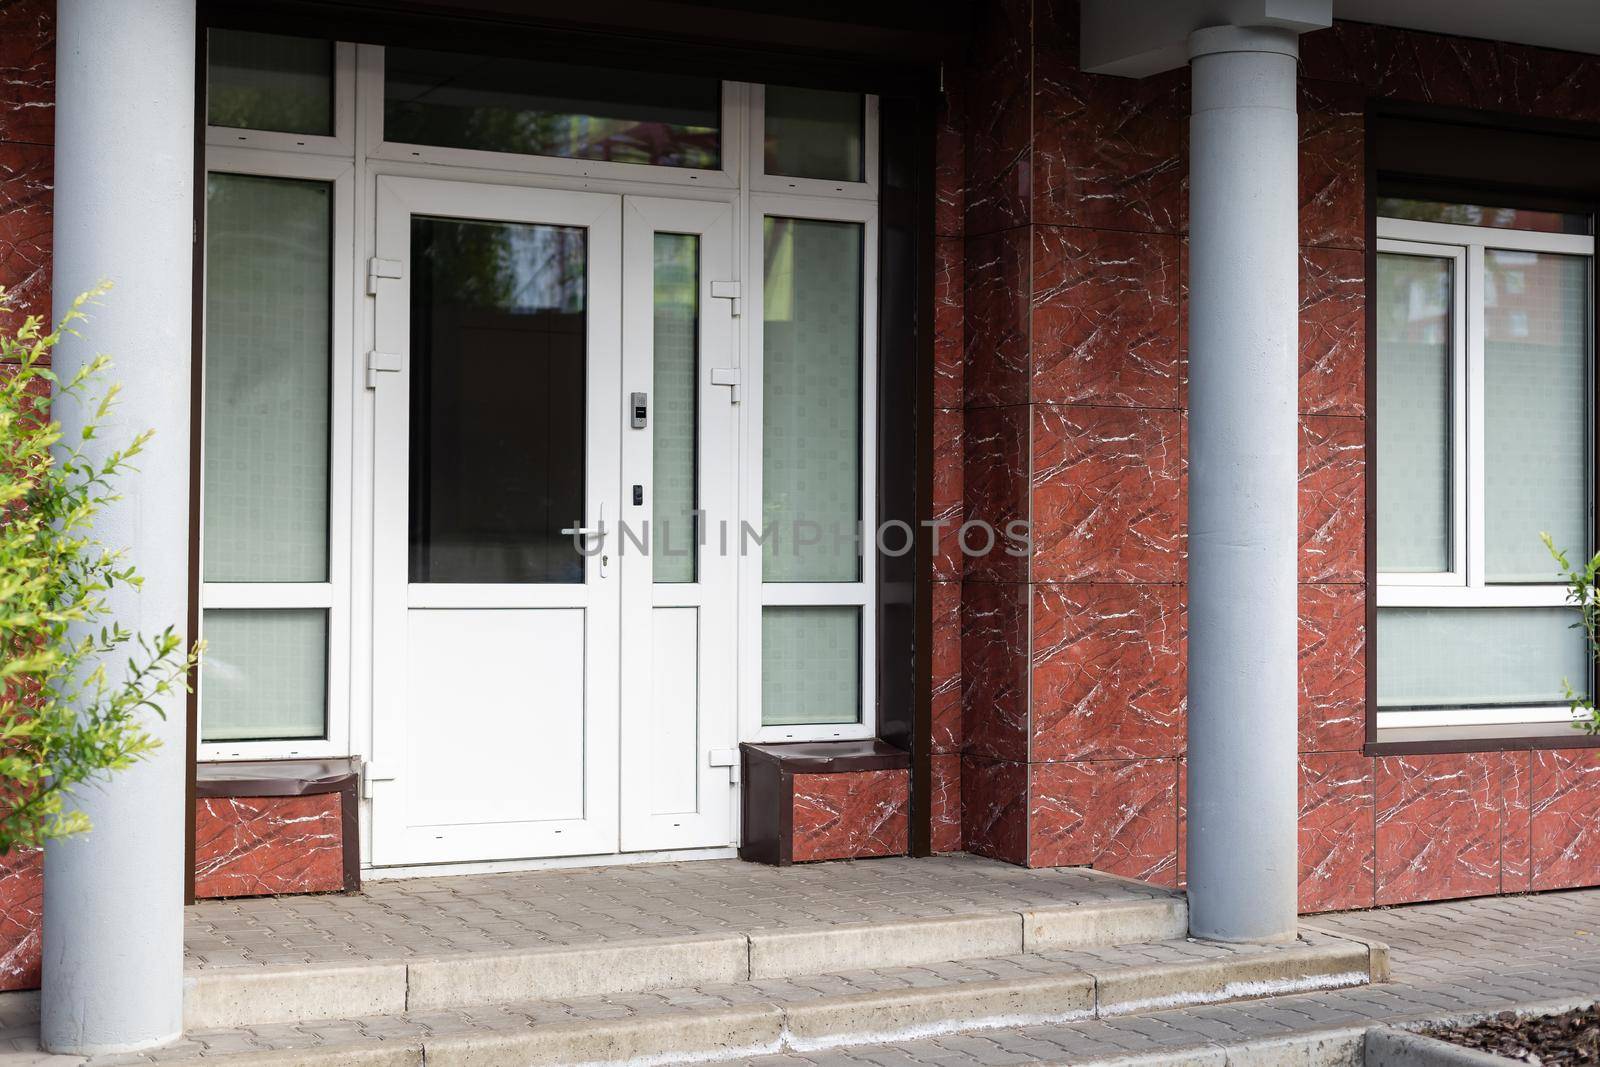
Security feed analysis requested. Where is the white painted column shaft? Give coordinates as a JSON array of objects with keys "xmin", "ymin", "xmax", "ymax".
[
  {"xmin": 1184, "ymin": 25, "xmax": 1301, "ymax": 943},
  {"xmin": 42, "ymin": 0, "xmax": 196, "ymax": 1053}
]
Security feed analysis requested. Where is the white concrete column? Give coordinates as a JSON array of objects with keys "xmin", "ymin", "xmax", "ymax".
[
  {"xmin": 1184, "ymin": 24, "xmax": 1301, "ymax": 943},
  {"xmin": 42, "ymin": 0, "xmax": 195, "ymax": 1053}
]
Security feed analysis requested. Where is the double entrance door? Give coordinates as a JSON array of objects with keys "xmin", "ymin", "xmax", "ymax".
[{"xmin": 368, "ymin": 177, "xmax": 739, "ymax": 866}]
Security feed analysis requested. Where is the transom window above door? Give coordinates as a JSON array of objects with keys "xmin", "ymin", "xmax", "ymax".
[{"xmin": 1374, "ymin": 198, "xmax": 1596, "ymax": 742}]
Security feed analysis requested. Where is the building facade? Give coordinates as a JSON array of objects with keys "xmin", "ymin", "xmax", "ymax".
[{"xmin": 2, "ymin": 0, "xmax": 1600, "ymax": 1051}]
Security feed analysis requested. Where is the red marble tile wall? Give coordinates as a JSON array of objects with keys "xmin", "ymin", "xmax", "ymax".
[
  {"xmin": 952, "ymin": 0, "xmax": 1600, "ymax": 909},
  {"xmin": 0, "ymin": 0, "xmax": 53, "ymax": 329},
  {"xmin": 194, "ymin": 794, "xmax": 346, "ymax": 899},
  {"xmin": 0, "ymin": 849, "xmax": 42, "ymax": 993},
  {"xmin": 791, "ymin": 770, "xmax": 911, "ymax": 863}
]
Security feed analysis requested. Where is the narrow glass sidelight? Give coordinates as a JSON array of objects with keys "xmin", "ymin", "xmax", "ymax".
[
  {"xmin": 1375, "ymin": 252, "xmax": 1453, "ymax": 573},
  {"xmin": 761, "ymin": 606, "xmax": 862, "ymax": 726},
  {"xmin": 761, "ymin": 216, "xmax": 864, "ymax": 582},
  {"xmin": 407, "ymin": 216, "xmax": 589, "ymax": 584},
  {"xmin": 1483, "ymin": 250, "xmax": 1591, "ymax": 582},
  {"xmin": 652, "ymin": 233, "xmax": 700, "ymax": 583},
  {"xmin": 207, "ymin": 29, "xmax": 334, "ymax": 136},
  {"xmin": 203, "ymin": 173, "xmax": 332, "ymax": 583},
  {"xmin": 200, "ymin": 608, "xmax": 329, "ymax": 742}
]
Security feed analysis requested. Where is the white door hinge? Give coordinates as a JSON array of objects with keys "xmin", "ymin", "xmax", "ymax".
[
  {"xmin": 708, "ymin": 748, "xmax": 741, "ymax": 786},
  {"xmin": 363, "ymin": 763, "xmax": 395, "ymax": 799},
  {"xmin": 367, "ymin": 257, "xmax": 402, "ymax": 295},
  {"xmin": 710, "ymin": 367, "xmax": 741, "ymax": 404},
  {"xmin": 710, "ymin": 280, "xmax": 741, "ymax": 318},
  {"xmin": 366, "ymin": 350, "xmax": 403, "ymax": 389}
]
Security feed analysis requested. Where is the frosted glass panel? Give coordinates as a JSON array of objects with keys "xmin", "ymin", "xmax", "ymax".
[
  {"xmin": 762, "ymin": 217, "xmax": 863, "ymax": 582},
  {"xmin": 208, "ymin": 30, "xmax": 333, "ymax": 136},
  {"xmin": 764, "ymin": 86, "xmax": 864, "ymax": 182},
  {"xmin": 201, "ymin": 609, "xmax": 327, "ymax": 742},
  {"xmin": 1377, "ymin": 607, "xmax": 1588, "ymax": 708},
  {"xmin": 653, "ymin": 233, "xmax": 698, "ymax": 583},
  {"xmin": 203, "ymin": 173, "xmax": 331, "ymax": 583},
  {"xmin": 1485, "ymin": 250, "xmax": 1591, "ymax": 582},
  {"xmin": 1376, "ymin": 253, "xmax": 1453, "ymax": 573},
  {"xmin": 761, "ymin": 606, "xmax": 861, "ymax": 726}
]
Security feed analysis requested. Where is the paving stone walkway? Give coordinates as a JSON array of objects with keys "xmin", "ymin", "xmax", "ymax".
[
  {"xmin": 707, "ymin": 887, "xmax": 1600, "ymax": 1065},
  {"xmin": 182, "ymin": 854, "xmax": 1169, "ymax": 969}
]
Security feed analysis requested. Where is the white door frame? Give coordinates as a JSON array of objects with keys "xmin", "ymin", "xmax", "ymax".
[{"xmin": 367, "ymin": 175, "xmax": 623, "ymax": 866}]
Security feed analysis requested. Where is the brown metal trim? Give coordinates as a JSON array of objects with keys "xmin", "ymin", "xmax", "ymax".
[
  {"xmin": 1367, "ymin": 734, "xmax": 1600, "ymax": 757},
  {"xmin": 777, "ymin": 766, "xmax": 794, "ymax": 866},
  {"xmin": 338, "ymin": 773, "xmax": 361, "ymax": 891},
  {"xmin": 910, "ymin": 90, "xmax": 937, "ymax": 860},
  {"xmin": 741, "ymin": 740, "xmax": 912, "ymax": 774},
  {"xmin": 1363, "ymin": 94, "xmax": 1379, "ymax": 750},
  {"xmin": 184, "ymin": 21, "xmax": 208, "ymax": 909}
]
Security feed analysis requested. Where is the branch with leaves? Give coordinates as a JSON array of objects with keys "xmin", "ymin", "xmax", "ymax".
[
  {"xmin": 0, "ymin": 284, "xmax": 201, "ymax": 855},
  {"xmin": 1542, "ymin": 531, "xmax": 1600, "ymax": 736}
]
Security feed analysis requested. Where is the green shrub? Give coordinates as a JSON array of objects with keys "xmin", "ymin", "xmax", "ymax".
[
  {"xmin": 0, "ymin": 285, "xmax": 200, "ymax": 854},
  {"xmin": 1543, "ymin": 532, "xmax": 1600, "ymax": 735}
]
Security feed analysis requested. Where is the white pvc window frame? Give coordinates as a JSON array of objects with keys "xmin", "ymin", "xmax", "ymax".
[
  {"xmin": 1375, "ymin": 215, "xmax": 1596, "ymax": 734},
  {"xmin": 197, "ymin": 147, "xmax": 356, "ymax": 761}
]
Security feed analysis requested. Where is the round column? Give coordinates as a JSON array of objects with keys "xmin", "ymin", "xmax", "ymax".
[
  {"xmin": 1184, "ymin": 24, "xmax": 1301, "ymax": 943},
  {"xmin": 42, "ymin": 0, "xmax": 195, "ymax": 1052}
]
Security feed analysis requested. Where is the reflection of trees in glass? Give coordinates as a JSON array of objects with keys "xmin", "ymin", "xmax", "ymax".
[
  {"xmin": 207, "ymin": 30, "xmax": 333, "ymax": 136},
  {"xmin": 413, "ymin": 217, "xmax": 585, "ymax": 315}
]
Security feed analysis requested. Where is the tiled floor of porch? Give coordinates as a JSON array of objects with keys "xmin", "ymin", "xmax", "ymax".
[{"xmin": 182, "ymin": 853, "xmax": 1172, "ymax": 969}]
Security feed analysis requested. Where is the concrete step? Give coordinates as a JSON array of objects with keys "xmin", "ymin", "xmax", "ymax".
[
  {"xmin": 182, "ymin": 894, "xmax": 1190, "ymax": 1030},
  {"xmin": 153, "ymin": 928, "xmax": 1386, "ymax": 1067}
]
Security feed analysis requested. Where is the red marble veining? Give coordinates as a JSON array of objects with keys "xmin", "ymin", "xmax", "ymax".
[
  {"xmin": 1375, "ymin": 753, "xmax": 1502, "ymax": 905},
  {"xmin": 935, "ymin": 74, "xmax": 965, "ymax": 240},
  {"xmin": 791, "ymin": 770, "xmax": 910, "ymax": 863},
  {"xmin": 1300, "ymin": 22, "xmax": 1600, "ymax": 124},
  {"xmin": 964, "ymin": 227, "xmax": 1032, "ymax": 409},
  {"xmin": 1032, "ymin": 404, "xmax": 1184, "ymax": 583},
  {"xmin": 962, "ymin": 755, "xmax": 1029, "ymax": 865},
  {"xmin": 194, "ymin": 794, "xmax": 345, "ymax": 899},
  {"xmin": 1298, "ymin": 584, "xmax": 1366, "ymax": 753},
  {"xmin": 1298, "ymin": 80, "xmax": 1365, "ymax": 252},
  {"xmin": 1299, "ymin": 415, "xmax": 1365, "ymax": 585},
  {"xmin": 1033, "ymin": 61, "xmax": 1187, "ymax": 235},
  {"xmin": 0, "ymin": 142, "xmax": 52, "ymax": 326},
  {"xmin": 1300, "ymin": 246, "xmax": 1365, "ymax": 418},
  {"xmin": 1299, "ymin": 753, "xmax": 1376, "ymax": 913},
  {"xmin": 931, "ymin": 579, "xmax": 962, "ymax": 753},
  {"xmin": 0, "ymin": 0, "xmax": 53, "ymax": 147},
  {"xmin": 963, "ymin": 404, "xmax": 1029, "ymax": 583},
  {"xmin": 1028, "ymin": 758, "xmax": 1179, "ymax": 886},
  {"xmin": 963, "ymin": 0, "xmax": 1032, "ymax": 236},
  {"xmin": 934, "ymin": 237, "xmax": 965, "ymax": 411},
  {"xmin": 931, "ymin": 753, "xmax": 963, "ymax": 854},
  {"xmin": 1503, "ymin": 750, "xmax": 1533, "ymax": 894},
  {"xmin": 1032, "ymin": 583, "xmax": 1185, "ymax": 761},
  {"xmin": 1531, "ymin": 749, "xmax": 1600, "ymax": 892},
  {"xmin": 1032, "ymin": 227, "xmax": 1184, "ymax": 409},
  {"xmin": 933, "ymin": 407, "xmax": 964, "ymax": 581},
  {"xmin": 0, "ymin": 849, "xmax": 41, "ymax": 993},
  {"xmin": 962, "ymin": 581, "xmax": 1030, "ymax": 763}
]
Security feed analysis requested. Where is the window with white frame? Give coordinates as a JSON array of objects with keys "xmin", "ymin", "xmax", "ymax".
[
  {"xmin": 199, "ymin": 27, "xmax": 884, "ymax": 753},
  {"xmin": 1375, "ymin": 197, "xmax": 1596, "ymax": 738}
]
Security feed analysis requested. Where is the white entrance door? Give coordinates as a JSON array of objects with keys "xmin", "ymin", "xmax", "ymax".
[
  {"xmin": 369, "ymin": 176, "xmax": 622, "ymax": 865},
  {"xmin": 368, "ymin": 178, "xmax": 738, "ymax": 866},
  {"xmin": 619, "ymin": 197, "xmax": 739, "ymax": 852}
]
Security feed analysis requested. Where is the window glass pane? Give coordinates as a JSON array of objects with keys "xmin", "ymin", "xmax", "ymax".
[
  {"xmin": 762, "ymin": 217, "xmax": 863, "ymax": 582},
  {"xmin": 761, "ymin": 606, "xmax": 861, "ymax": 726},
  {"xmin": 1377, "ymin": 196, "xmax": 1589, "ymax": 235},
  {"xmin": 653, "ymin": 233, "xmax": 698, "ymax": 583},
  {"xmin": 409, "ymin": 217, "xmax": 587, "ymax": 584},
  {"xmin": 383, "ymin": 47, "xmax": 720, "ymax": 168},
  {"xmin": 200, "ymin": 609, "xmax": 328, "ymax": 742},
  {"xmin": 1485, "ymin": 250, "xmax": 1592, "ymax": 582},
  {"xmin": 764, "ymin": 86, "xmax": 864, "ymax": 182},
  {"xmin": 207, "ymin": 30, "xmax": 333, "ymax": 136},
  {"xmin": 203, "ymin": 173, "xmax": 331, "ymax": 583},
  {"xmin": 1377, "ymin": 607, "xmax": 1588, "ymax": 709},
  {"xmin": 1376, "ymin": 252, "xmax": 1453, "ymax": 573}
]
